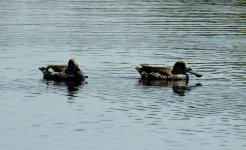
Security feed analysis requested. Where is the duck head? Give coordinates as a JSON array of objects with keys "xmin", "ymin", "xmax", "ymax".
[
  {"xmin": 67, "ymin": 58, "xmax": 84, "ymax": 78},
  {"xmin": 172, "ymin": 61, "xmax": 202, "ymax": 77}
]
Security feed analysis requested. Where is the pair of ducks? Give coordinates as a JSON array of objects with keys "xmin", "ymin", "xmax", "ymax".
[{"xmin": 39, "ymin": 58, "xmax": 202, "ymax": 83}]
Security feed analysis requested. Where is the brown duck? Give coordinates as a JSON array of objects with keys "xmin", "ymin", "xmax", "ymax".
[
  {"xmin": 135, "ymin": 61, "xmax": 202, "ymax": 80},
  {"xmin": 39, "ymin": 58, "xmax": 87, "ymax": 83}
]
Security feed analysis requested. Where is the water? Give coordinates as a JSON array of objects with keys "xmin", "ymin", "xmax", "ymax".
[{"xmin": 0, "ymin": 0, "xmax": 246, "ymax": 149}]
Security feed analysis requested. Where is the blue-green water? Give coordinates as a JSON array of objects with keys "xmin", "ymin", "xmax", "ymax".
[{"xmin": 0, "ymin": 0, "xmax": 245, "ymax": 150}]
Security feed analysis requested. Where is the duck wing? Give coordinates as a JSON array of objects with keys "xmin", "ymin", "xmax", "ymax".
[
  {"xmin": 140, "ymin": 64, "xmax": 172, "ymax": 76},
  {"xmin": 46, "ymin": 65, "xmax": 67, "ymax": 72}
]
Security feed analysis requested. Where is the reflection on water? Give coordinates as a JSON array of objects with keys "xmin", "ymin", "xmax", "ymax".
[
  {"xmin": 138, "ymin": 79, "xmax": 202, "ymax": 96},
  {"xmin": 0, "ymin": 0, "xmax": 246, "ymax": 150},
  {"xmin": 42, "ymin": 80, "xmax": 86, "ymax": 100},
  {"xmin": 172, "ymin": 83, "xmax": 202, "ymax": 96}
]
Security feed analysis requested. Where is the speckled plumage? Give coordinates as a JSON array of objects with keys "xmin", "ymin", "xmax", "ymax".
[
  {"xmin": 39, "ymin": 58, "xmax": 87, "ymax": 83},
  {"xmin": 135, "ymin": 61, "xmax": 202, "ymax": 80}
]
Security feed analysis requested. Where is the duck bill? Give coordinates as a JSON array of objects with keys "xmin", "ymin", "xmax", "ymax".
[{"xmin": 187, "ymin": 68, "xmax": 203, "ymax": 78}]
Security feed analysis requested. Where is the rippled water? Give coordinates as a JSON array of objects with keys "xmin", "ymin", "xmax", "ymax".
[{"xmin": 0, "ymin": 0, "xmax": 246, "ymax": 150}]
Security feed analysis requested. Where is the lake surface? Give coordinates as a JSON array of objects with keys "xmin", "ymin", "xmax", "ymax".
[{"xmin": 0, "ymin": 0, "xmax": 245, "ymax": 149}]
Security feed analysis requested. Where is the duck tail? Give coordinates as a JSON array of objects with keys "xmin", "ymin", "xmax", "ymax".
[
  {"xmin": 136, "ymin": 65, "xmax": 148, "ymax": 79},
  {"xmin": 135, "ymin": 65, "xmax": 143, "ymax": 74},
  {"xmin": 39, "ymin": 67, "xmax": 46, "ymax": 72}
]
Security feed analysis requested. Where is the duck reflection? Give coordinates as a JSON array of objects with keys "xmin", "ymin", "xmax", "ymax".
[
  {"xmin": 42, "ymin": 80, "xmax": 85, "ymax": 99},
  {"xmin": 138, "ymin": 79, "xmax": 202, "ymax": 96},
  {"xmin": 65, "ymin": 82, "xmax": 81, "ymax": 99}
]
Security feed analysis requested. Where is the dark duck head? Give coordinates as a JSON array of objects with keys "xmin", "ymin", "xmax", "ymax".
[
  {"xmin": 172, "ymin": 61, "xmax": 202, "ymax": 77},
  {"xmin": 66, "ymin": 58, "xmax": 85, "ymax": 79}
]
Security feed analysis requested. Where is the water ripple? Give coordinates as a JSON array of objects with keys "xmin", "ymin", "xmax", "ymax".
[{"xmin": 0, "ymin": 0, "xmax": 246, "ymax": 150}]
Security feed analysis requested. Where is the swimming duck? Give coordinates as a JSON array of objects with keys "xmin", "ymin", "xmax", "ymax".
[
  {"xmin": 135, "ymin": 61, "xmax": 202, "ymax": 80},
  {"xmin": 39, "ymin": 58, "xmax": 87, "ymax": 82}
]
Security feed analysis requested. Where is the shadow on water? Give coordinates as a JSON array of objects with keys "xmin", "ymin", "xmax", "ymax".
[
  {"xmin": 138, "ymin": 79, "xmax": 202, "ymax": 96},
  {"xmin": 41, "ymin": 80, "xmax": 87, "ymax": 100}
]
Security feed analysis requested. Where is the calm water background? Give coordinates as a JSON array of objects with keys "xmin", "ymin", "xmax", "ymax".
[{"xmin": 0, "ymin": 0, "xmax": 245, "ymax": 149}]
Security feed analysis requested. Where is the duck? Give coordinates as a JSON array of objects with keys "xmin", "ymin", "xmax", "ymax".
[
  {"xmin": 39, "ymin": 58, "xmax": 87, "ymax": 83},
  {"xmin": 135, "ymin": 61, "xmax": 202, "ymax": 80}
]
